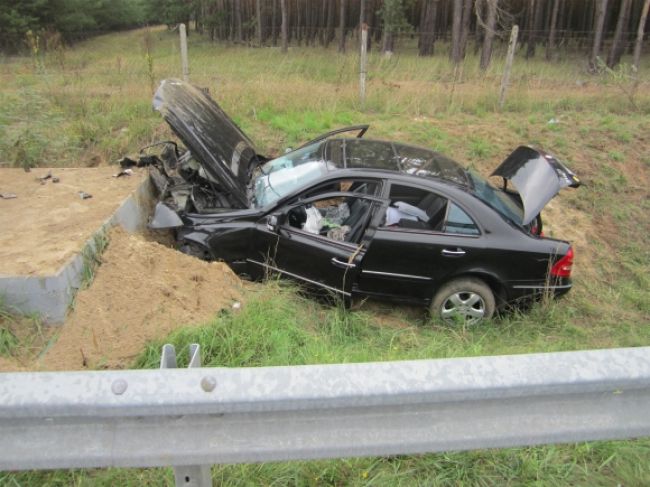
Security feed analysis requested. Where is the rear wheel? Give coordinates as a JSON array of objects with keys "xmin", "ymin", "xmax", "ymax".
[{"xmin": 430, "ymin": 278, "xmax": 495, "ymax": 325}]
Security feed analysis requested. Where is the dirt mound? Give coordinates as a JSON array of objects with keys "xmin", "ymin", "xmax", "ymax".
[{"xmin": 38, "ymin": 228, "xmax": 242, "ymax": 370}]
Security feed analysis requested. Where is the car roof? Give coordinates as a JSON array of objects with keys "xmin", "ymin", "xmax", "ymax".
[
  {"xmin": 319, "ymin": 167, "xmax": 473, "ymax": 197},
  {"xmin": 324, "ymin": 138, "xmax": 470, "ymax": 187}
]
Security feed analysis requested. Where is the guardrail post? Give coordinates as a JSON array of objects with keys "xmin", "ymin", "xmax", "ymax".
[{"xmin": 161, "ymin": 344, "xmax": 212, "ymax": 487}]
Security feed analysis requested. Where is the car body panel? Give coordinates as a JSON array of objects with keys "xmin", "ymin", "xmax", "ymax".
[
  {"xmin": 153, "ymin": 79, "xmax": 259, "ymax": 207},
  {"xmin": 491, "ymin": 146, "xmax": 581, "ymax": 225}
]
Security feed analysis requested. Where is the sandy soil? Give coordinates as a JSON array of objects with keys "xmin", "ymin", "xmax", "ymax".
[
  {"xmin": 14, "ymin": 228, "xmax": 243, "ymax": 371},
  {"xmin": 0, "ymin": 167, "xmax": 146, "ymax": 276}
]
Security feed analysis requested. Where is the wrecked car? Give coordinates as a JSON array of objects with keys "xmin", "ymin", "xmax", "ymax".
[{"xmin": 136, "ymin": 79, "xmax": 581, "ymax": 324}]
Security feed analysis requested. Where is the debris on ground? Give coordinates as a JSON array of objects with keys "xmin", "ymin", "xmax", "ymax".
[
  {"xmin": 37, "ymin": 228, "xmax": 243, "ymax": 371},
  {"xmin": 113, "ymin": 168, "xmax": 133, "ymax": 178},
  {"xmin": 52, "ymin": 177, "xmax": 60, "ymax": 183},
  {"xmin": 118, "ymin": 156, "xmax": 138, "ymax": 169},
  {"xmin": 78, "ymin": 191, "xmax": 92, "ymax": 199},
  {"xmin": 0, "ymin": 193, "xmax": 17, "ymax": 199},
  {"xmin": 37, "ymin": 171, "xmax": 52, "ymax": 182}
]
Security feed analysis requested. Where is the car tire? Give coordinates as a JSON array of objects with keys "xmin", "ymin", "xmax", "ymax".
[{"xmin": 430, "ymin": 278, "xmax": 495, "ymax": 325}]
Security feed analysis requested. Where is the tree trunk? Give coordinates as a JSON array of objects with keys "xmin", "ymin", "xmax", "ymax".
[
  {"xmin": 480, "ymin": 0, "xmax": 498, "ymax": 69},
  {"xmin": 590, "ymin": 0, "xmax": 608, "ymax": 68},
  {"xmin": 546, "ymin": 0, "xmax": 560, "ymax": 60},
  {"xmin": 234, "ymin": 0, "xmax": 243, "ymax": 43},
  {"xmin": 633, "ymin": 0, "xmax": 650, "ymax": 69},
  {"xmin": 459, "ymin": 0, "xmax": 473, "ymax": 59},
  {"xmin": 473, "ymin": 0, "xmax": 484, "ymax": 54},
  {"xmin": 526, "ymin": 0, "xmax": 543, "ymax": 58},
  {"xmin": 272, "ymin": 0, "xmax": 278, "ymax": 45},
  {"xmin": 325, "ymin": 0, "xmax": 335, "ymax": 46},
  {"xmin": 450, "ymin": 0, "xmax": 463, "ymax": 62},
  {"xmin": 280, "ymin": 0, "xmax": 288, "ymax": 52},
  {"xmin": 382, "ymin": 31, "xmax": 394, "ymax": 53},
  {"xmin": 256, "ymin": 0, "xmax": 263, "ymax": 46},
  {"xmin": 419, "ymin": 0, "xmax": 438, "ymax": 56},
  {"xmin": 339, "ymin": 0, "xmax": 347, "ymax": 52},
  {"xmin": 608, "ymin": 0, "xmax": 633, "ymax": 67}
]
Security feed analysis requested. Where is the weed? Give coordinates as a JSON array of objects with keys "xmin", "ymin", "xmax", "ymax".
[
  {"xmin": 468, "ymin": 136, "xmax": 494, "ymax": 159},
  {"xmin": 608, "ymin": 151, "xmax": 624, "ymax": 162},
  {"xmin": 0, "ymin": 298, "xmax": 46, "ymax": 359},
  {"xmin": 80, "ymin": 230, "xmax": 109, "ymax": 289}
]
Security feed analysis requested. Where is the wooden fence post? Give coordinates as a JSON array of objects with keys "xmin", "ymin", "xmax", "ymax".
[
  {"xmin": 498, "ymin": 25, "xmax": 518, "ymax": 109},
  {"xmin": 359, "ymin": 23, "xmax": 368, "ymax": 107},
  {"xmin": 180, "ymin": 23, "xmax": 189, "ymax": 82}
]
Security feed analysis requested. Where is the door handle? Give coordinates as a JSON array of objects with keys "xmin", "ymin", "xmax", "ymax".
[
  {"xmin": 331, "ymin": 257, "xmax": 356, "ymax": 269},
  {"xmin": 441, "ymin": 248, "xmax": 466, "ymax": 257}
]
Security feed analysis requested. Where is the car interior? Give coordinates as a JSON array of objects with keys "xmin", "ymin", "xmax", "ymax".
[
  {"xmin": 383, "ymin": 185, "xmax": 448, "ymax": 231},
  {"xmin": 286, "ymin": 196, "xmax": 373, "ymax": 243}
]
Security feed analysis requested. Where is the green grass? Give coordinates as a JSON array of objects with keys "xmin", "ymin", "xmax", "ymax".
[
  {"xmin": 133, "ymin": 282, "xmax": 650, "ymax": 370},
  {"xmin": 1, "ymin": 26, "xmax": 650, "ymax": 485},
  {"xmin": 0, "ymin": 299, "xmax": 48, "ymax": 360}
]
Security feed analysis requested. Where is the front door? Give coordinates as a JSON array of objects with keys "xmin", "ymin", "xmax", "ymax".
[{"xmin": 249, "ymin": 192, "xmax": 381, "ymax": 297}]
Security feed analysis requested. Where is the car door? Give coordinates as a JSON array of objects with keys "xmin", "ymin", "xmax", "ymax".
[
  {"xmin": 248, "ymin": 184, "xmax": 385, "ymax": 297},
  {"xmin": 356, "ymin": 183, "xmax": 486, "ymax": 302}
]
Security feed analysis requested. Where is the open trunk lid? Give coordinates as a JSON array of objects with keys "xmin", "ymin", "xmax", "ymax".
[
  {"xmin": 153, "ymin": 79, "xmax": 258, "ymax": 208},
  {"xmin": 491, "ymin": 146, "xmax": 581, "ymax": 226}
]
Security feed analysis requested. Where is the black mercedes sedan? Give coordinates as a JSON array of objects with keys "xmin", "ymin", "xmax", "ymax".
[{"xmin": 140, "ymin": 79, "xmax": 580, "ymax": 324}]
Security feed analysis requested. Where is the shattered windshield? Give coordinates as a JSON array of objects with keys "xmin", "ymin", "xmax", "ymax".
[
  {"xmin": 252, "ymin": 142, "xmax": 329, "ymax": 207},
  {"xmin": 468, "ymin": 170, "xmax": 524, "ymax": 225}
]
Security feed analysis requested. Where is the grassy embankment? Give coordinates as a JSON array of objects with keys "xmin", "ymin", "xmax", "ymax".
[{"xmin": 1, "ymin": 26, "xmax": 649, "ymax": 485}]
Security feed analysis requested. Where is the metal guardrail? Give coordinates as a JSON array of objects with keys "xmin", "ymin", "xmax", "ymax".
[{"xmin": 1, "ymin": 346, "xmax": 650, "ymax": 484}]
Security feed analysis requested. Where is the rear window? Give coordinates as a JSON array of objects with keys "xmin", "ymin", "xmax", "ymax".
[
  {"xmin": 468, "ymin": 170, "xmax": 523, "ymax": 225},
  {"xmin": 444, "ymin": 203, "xmax": 480, "ymax": 235}
]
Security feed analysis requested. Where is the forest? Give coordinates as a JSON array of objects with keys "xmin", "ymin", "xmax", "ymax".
[{"xmin": 1, "ymin": 0, "xmax": 649, "ymax": 69}]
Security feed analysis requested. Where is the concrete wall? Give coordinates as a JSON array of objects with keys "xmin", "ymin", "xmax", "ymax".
[{"xmin": 0, "ymin": 178, "xmax": 154, "ymax": 324}]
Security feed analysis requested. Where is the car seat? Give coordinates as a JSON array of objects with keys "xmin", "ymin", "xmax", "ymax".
[{"xmin": 342, "ymin": 198, "xmax": 371, "ymax": 242}]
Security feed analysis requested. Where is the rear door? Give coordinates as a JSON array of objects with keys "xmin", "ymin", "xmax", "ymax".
[{"xmin": 356, "ymin": 183, "xmax": 487, "ymax": 302}]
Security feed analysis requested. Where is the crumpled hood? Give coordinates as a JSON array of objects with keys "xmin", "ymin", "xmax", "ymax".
[
  {"xmin": 491, "ymin": 146, "xmax": 581, "ymax": 225},
  {"xmin": 153, "ymin": 79, "xmax": 258, "ymax": 208}
]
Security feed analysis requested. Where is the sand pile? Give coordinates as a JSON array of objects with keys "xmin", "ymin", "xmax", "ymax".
[{"xmin": 39, "ymin": 228, "xmax": 242, "ymax": 370}]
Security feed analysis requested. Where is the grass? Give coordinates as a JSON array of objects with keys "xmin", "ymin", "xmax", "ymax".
[
  {"xmin": 0, "ymin": 299, "xmax": 51, "ymax": 363},
  {"xmin": 4, "ymin": 283, "xmax": 650, "ymax": 485},
  {"xmin": 1, "ymin": 26, "xmax": 649, "ymax": 485}
]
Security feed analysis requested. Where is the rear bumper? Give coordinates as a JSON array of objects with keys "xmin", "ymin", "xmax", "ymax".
[{"xmin": 507, "ymin": 279, "xmax": 573, "ymax": 302}]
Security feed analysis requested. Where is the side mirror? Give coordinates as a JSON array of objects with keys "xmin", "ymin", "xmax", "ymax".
[{"xmin": 266, "ymin": 214, "xmax": 279, "ymax": 232}]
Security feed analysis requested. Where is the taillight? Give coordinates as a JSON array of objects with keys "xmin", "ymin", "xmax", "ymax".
[{"xmin": 551, "ymin": 247, "xmax": 574, "ymax": 278}]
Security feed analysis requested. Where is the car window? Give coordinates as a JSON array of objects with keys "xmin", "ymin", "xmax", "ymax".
[
  {"xmin": 252, "ymin": 141, "xmax": 330, "ymax": 208},
  {"xmin": 343, "ymin": 139, "xmax": 397, "ymax": 170},
  {"xmin": 444, "ymin": 203, "xmax": 480, "ymax": 235},
  {"xmin": 285, "ymin": 195, "xmax": 374, "ymax": 244},
  {"xmin": 302, "ymin": 179, "xmax": 380, "ymax": 200},
  {"xmin": 467, "ymin": 169, "xmax": 523, "ymax": 225},
  {"xmin": 382, "ymin": 184, "xmax": 448, "ymax": 232}
]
